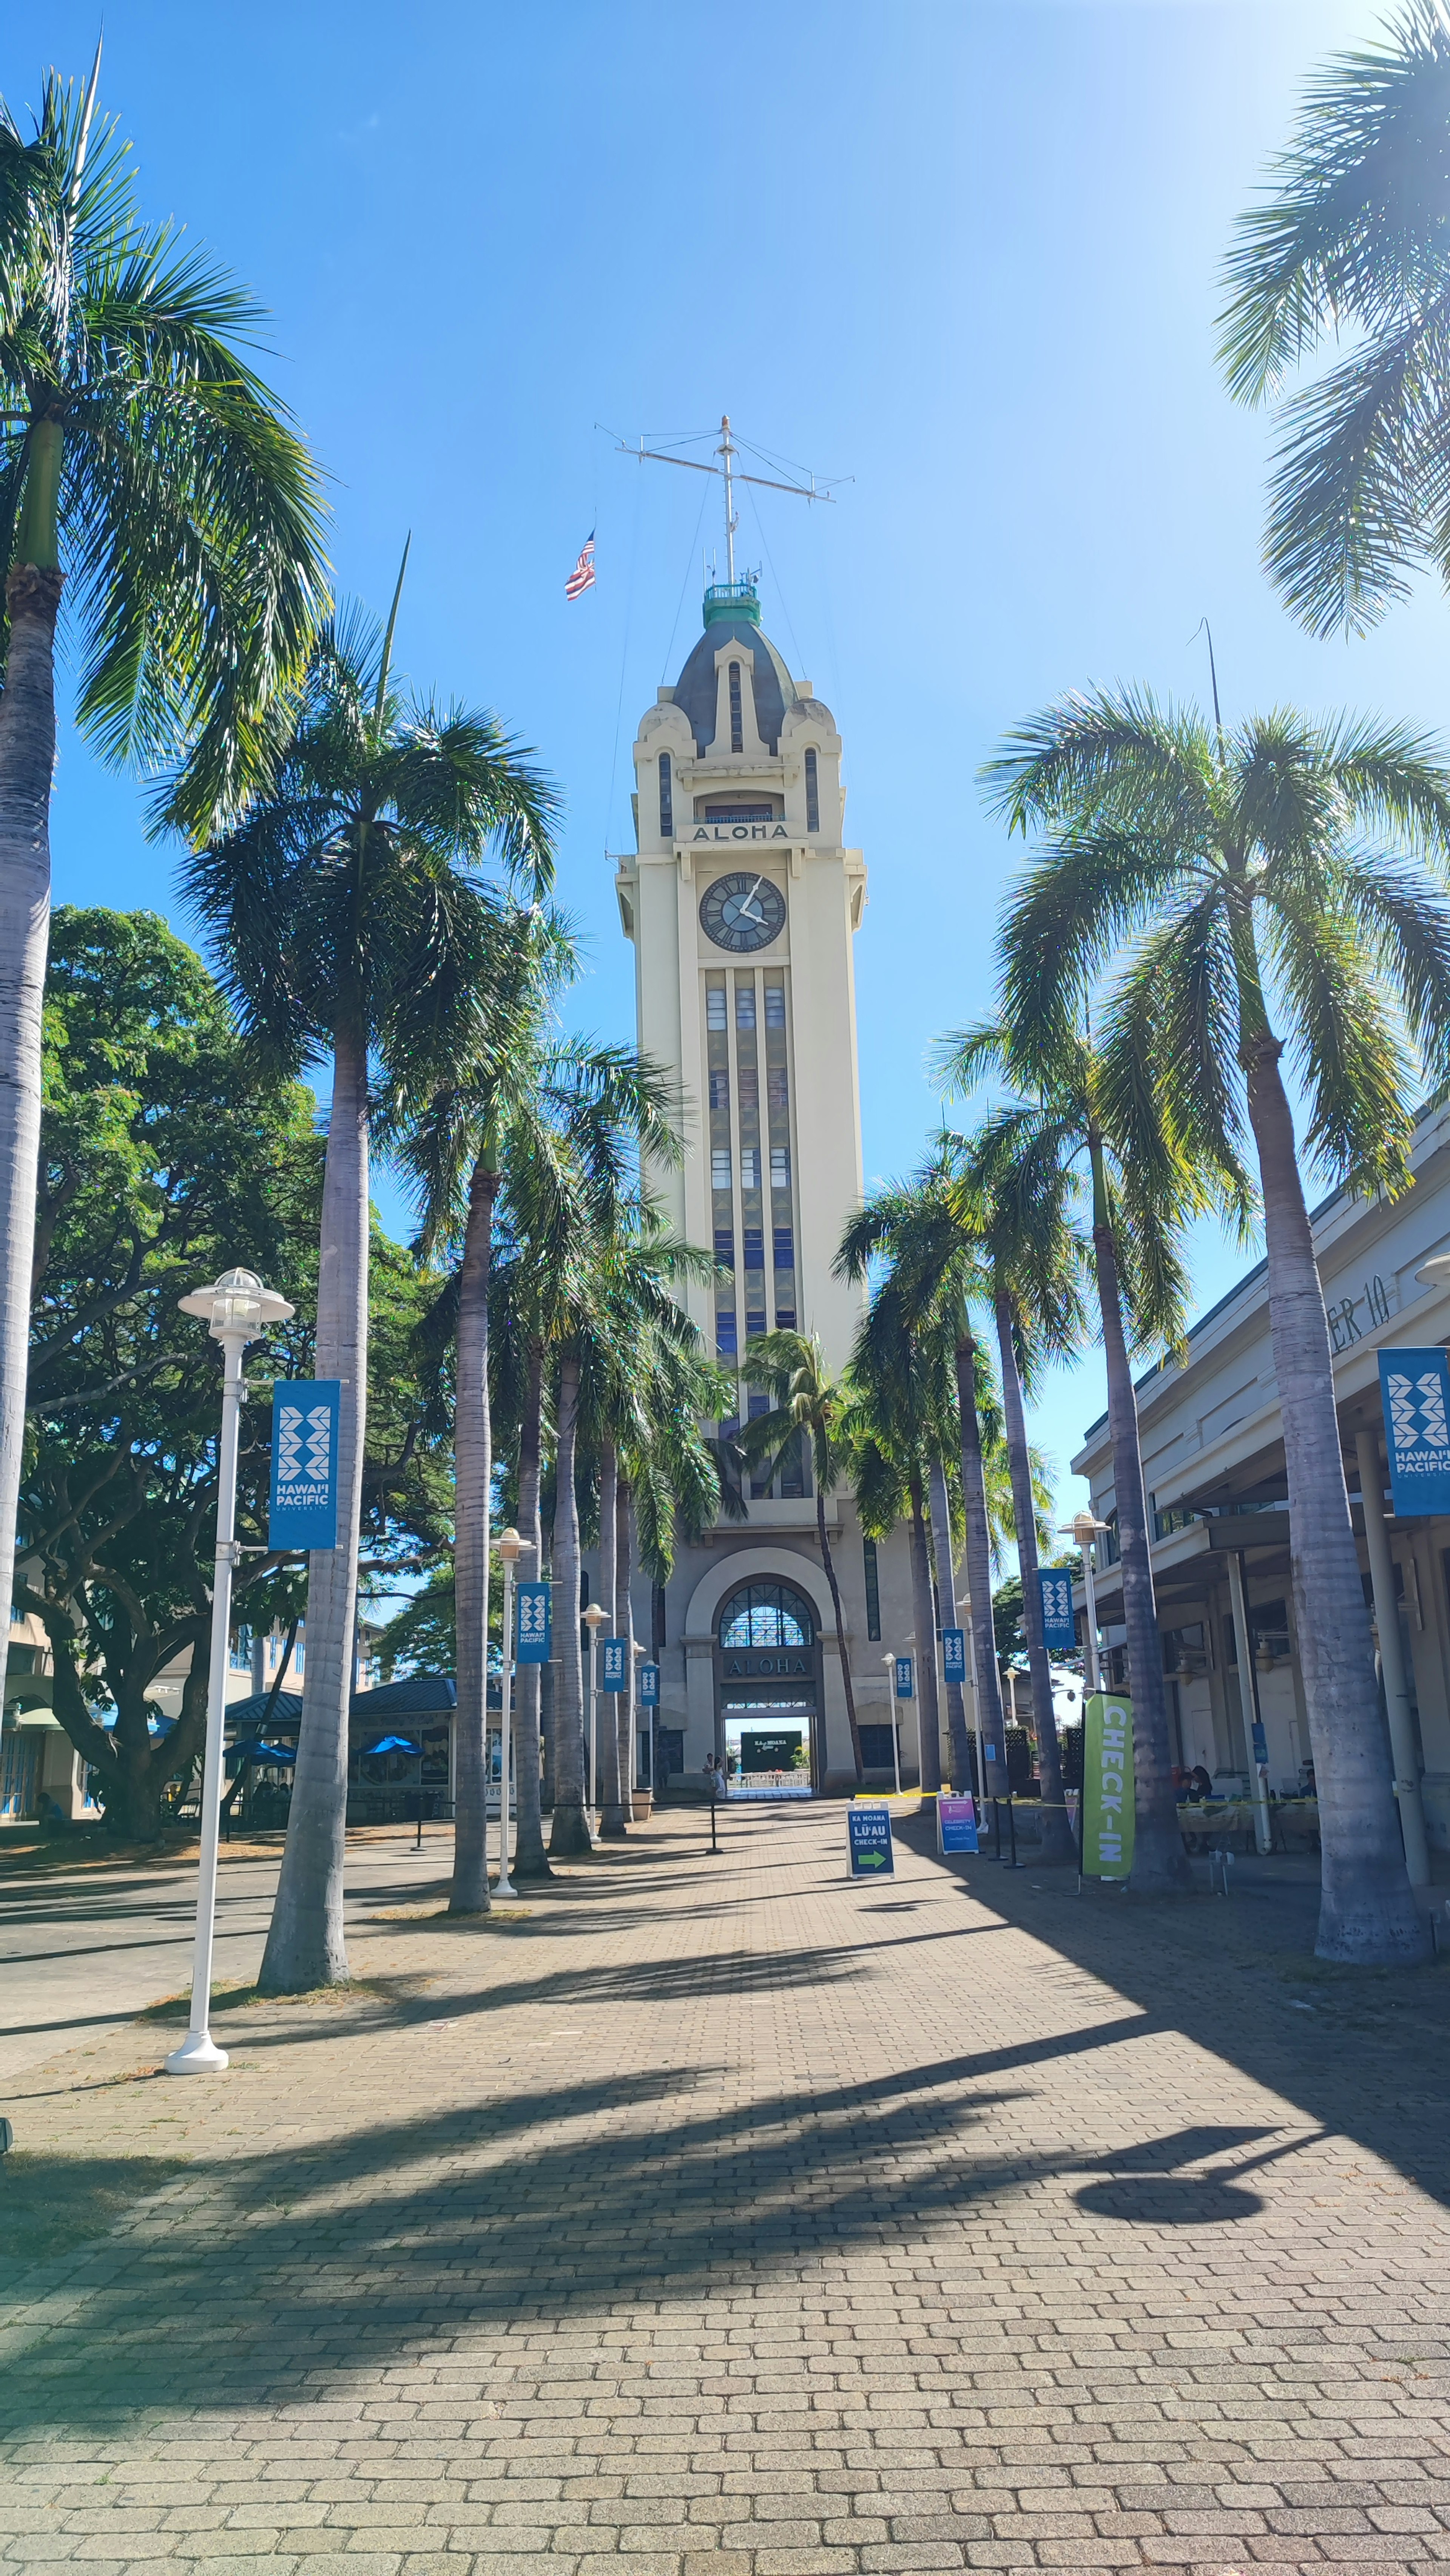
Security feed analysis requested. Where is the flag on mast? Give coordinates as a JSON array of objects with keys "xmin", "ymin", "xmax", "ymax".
[{"xmin": 565, "ymin": 532, "xmax": 596, "ymax": 600}]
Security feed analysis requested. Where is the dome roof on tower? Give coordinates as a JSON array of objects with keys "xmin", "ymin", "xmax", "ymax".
[{"xmin": 672, "ymin": 579, "xmax": 799, "ymax": 754}]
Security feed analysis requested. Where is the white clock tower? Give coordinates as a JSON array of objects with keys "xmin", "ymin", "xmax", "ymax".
[{"xmin": 614, "ymin": 554, "xmax": 918, "ymax": 1794}]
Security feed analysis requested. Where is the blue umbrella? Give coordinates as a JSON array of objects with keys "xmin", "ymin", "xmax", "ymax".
[
  {"xmin": 362, "ymin": 1735, "xmax": 421, "ymax": 1757},
  {"xmin": 229, "ymin": 1738, "xmax": 296, "ymax": 1766}
]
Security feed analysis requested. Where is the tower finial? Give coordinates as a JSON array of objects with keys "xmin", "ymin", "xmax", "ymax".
[{"xmin": 718, "ymin": 414, "xmax": 738, "ymax": 585}]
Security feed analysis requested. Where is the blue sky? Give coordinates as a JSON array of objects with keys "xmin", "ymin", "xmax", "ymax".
[{"xmin": 9, "ymin": 0, "xmax": 1450, "ymax": 1526}]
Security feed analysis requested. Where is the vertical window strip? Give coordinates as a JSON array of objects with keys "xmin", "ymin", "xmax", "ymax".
[
  {"xmin": 729, "ymin": 662, "xmax": 743, "ymax": 753},
  {"xmin": 659, "ymin": 752, "xmax": 673, "ymax": 838},
  {"xmin": 805, "ymin": 747, "xmax": 819, "ymax": 833}
]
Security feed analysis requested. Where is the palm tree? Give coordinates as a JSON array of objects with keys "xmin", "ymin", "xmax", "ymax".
[
  {"xmin": 188, "ymin": 588, "xmax": 556, "ymax": 1989},
  {"xmin": 739, "ymin": 1331, "xmax": 866, "ymax": 1783},
  {"xmin": 986, "ymin": 680, "xmax": 1450, "ymax": 1961},
  {"xmin": 846, "ymin": 1279, "xmax": 950, "ymax": 1795},
  {"xmin": 838, "ymin": 1178, "xmax": 1011, "ymax": 1801},
  {"xmin": 938, "ymin": 1020, "xmax": 1202, "ymax": 1891},
  {"xmin": 399, "ymin": 908, "xmax": 677, "ymax": 1906},
  {"xmin": 0, "ymin": 60, "xmax": 328, "ymax": 1652},
  {"xmin": 1218, "ymin": 2, "xmax": 1450, "ymax": 636}
]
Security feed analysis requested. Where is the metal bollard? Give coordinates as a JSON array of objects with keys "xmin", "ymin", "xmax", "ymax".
[{"xmin": 1007, "ymin": 1797, "xmax": 1018, "ymax": 1868}]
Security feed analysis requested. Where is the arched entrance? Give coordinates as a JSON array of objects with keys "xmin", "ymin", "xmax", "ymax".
[{"xmin": 716, "ymin": 1578, "xmax": 821, "ymax": 1792}]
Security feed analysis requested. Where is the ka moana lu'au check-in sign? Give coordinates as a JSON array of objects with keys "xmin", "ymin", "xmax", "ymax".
[
  {"xmin": 848, "ymin": 1806, "xmax": 895, "ymax": 1876},
  {"xmin": 1379, "ymin": 1348, "xmax": 1450, "ymax": 1516},
  {"xmin": 1080, "ymin": 1693, "xmax": 1134, "ymax": 1879},
  {"xmin": 269, "ymin": 1381, "xmax": 341, "ymax": 1550}
]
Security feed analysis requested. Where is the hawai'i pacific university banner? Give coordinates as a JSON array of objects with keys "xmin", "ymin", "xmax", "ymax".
[
  {"xmin": 1080, "ymin": 1693, "xmax": 1134, "ymax": 1880},
  {"xmin": 1378, "ymin": 1347, "xmax": 1450, "ymax": 1517},
  {"xmin": 269, "ymin": 1381, "xmax": 340, "ymax": 1551}
]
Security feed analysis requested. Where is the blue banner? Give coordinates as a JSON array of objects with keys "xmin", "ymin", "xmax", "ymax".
[
  {"xmin": 942, "ymin": 1626, "xmax": 966, "ymax": 1684},
  {"xmin": 515, "ymin": 1581, "xmax": 551, "ymax": 1664},
  {"xmin": 639, "ymin": 1661, "xmax": 659, "ymax": 1707},
  {"xmin": 601, "ymin": 1636, "xmax": 628, "ymax": 1692},
  {"xmin": 1379, "ymin": 1347, "xmax": 1450, "ymax": 1516},
  {"xmin": 269, "ymin": 1380, "xmax": 341, "ymax": 1550},
  {"xmin": 1039, "ymin": 1568, "xmax": 1077, "ymax": 1653},
  {"xmin": 893, "ymin": 1654, "xmax": 914, "ymax": 1700},
  {"xmin": 848, "ymin": 1806, "xmax": 894, "ymax": 1876}
]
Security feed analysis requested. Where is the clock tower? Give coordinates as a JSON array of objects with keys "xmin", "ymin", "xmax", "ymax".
[{"xmin": 614, "ymin": 571, "xmax": 916, "ymax": 1793}]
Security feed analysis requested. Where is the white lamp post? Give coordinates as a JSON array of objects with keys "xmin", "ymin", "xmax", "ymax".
[
  {"xmin": 880, "ymin": 1653, "xmax": 902, "ymax": 1796},
  {"xmin": 167, "ymin": 1267, "xmax": 293, "ymax": 2076},
  {"xmin": 1061, "ymin": 1509, "xmax": 1110, "ymax": 1693},
  {"xmin": 583, "ymin": 1603, "xmax": 607, "ymax": 1831},
  {"xmin": 494, "ymin": 1526, "xmax": 533, "ymax": 1898}
]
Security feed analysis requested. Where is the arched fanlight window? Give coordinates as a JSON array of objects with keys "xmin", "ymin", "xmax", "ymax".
[
  {"xmin": 729, "ymin": 662, "xmax": 744, "ymax": 753},
  {"xmin": 804, "ymin": 747, "xmax": 819, "ymax": 833},
  {"xmin": 717, "ymin": 1581, "xmax": 815, "ymax": 1649},
  {"xmin": 659, "ymin": 752, "xmax": 673, "ymax": 838}
]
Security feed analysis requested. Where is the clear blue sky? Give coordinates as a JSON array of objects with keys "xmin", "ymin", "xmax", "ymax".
[{"xmin": 9, "ymin": 0, "xmax": 1450, "ymax": 1527}]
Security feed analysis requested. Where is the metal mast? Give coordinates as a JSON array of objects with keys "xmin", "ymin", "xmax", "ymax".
[
  {"xmin": 615, "ymin": 417, "xmax": 844, "ymax": 584},
  {"xmin": 719, "ymin": 414, "xmax": 738, "ymax": 583}
]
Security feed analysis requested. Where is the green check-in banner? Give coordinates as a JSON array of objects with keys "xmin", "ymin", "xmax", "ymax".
[{"xmin": 1081, "ymin": 1693, "xmax": 1134, "ymax": 1879}]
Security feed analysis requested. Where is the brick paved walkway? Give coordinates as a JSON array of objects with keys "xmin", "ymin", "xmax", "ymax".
[{"xmin": 3, "ymin": 1801, "xmax": 1450, "ymax": 2574}]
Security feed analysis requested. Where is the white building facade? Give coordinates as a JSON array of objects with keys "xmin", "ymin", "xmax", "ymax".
[
  {"xmin": 1072, "ymin": 1102, "xmax": 1450, "ymax": 1857},
  {"xmin": 610, "ymin": 577, "xmax": 922, "ymax": 1791}
]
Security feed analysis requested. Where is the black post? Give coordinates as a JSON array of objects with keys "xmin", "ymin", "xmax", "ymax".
[
  {"xmin": 710, "ymin": 1785, "xmax": 718, "ymax": 1854},
  {"xmin": 993, "ymin": 1798, "xmax": 1002, "ymax": 1862},
  {"xmin": 1007, "ymin": 1796, "xmax": 1018, "ymax": 1868}
]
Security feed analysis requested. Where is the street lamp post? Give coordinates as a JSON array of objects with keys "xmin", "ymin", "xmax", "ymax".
[
  {"xmin": 1061, "ymin": 1510, "xmax": 1110, "ymax": 1693},
  {"xmin": 583, "ymin": 1603, "xmax": 607, "ymax": 1835},
  {"xmin": 881, "ymin": 1653, "xmax": 902, "ymax": 1797},
  {"xmin": 167, "ymin": 1268, "xmax": 293, "ymax": 2076},
  {"xmin": 494, "ymin": 1527, "xmax": 534, "ymax": 1900}
]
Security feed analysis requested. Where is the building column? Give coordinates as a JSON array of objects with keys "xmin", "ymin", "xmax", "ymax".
[
  {"xmin": 1354, "ymin": 1427, "xmax": 1430, "ymax": 1886},
  {"xmin": 1224, "ymin": 1551, "xmax": 1272, "ymax": 1855}
]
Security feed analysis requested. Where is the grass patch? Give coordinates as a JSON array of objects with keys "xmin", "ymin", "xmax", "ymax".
[
  {"xmin": 0, "ymin": 2147, "xmax": 191, "ymax": 2272},
  {"xmin": 364, "ymin": 1905, "xmax": 535, "ymax": 1926},
  {"xmin": 137, "ymin": 1970, "xmax": 431, "ymax": 2021}
]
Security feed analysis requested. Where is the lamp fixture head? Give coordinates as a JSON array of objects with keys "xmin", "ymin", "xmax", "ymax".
[
  {"xmin": 495, "ymin": 1526, "xmax": 534, "ymax": 1565},
  {"xmin": 177, "ymin": 1266, "xmax": 293, "ymax": 1343},
  {"xmin": 583, "ymin": 1603, "xmax": 609, "ymax": 1631}
]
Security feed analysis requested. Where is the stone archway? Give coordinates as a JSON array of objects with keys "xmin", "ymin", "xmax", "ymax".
[{"xmin": 685, "ymin": 1549, "xmax": 839, "ymax": 1791}]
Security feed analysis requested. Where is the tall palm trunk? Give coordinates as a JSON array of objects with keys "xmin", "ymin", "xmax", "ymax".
[
  {"xmin": 1244, "ymin": 1035, "xmax": 1427, "ymax": 1963},
  {"xmin": 449, "ymin": 1151, "xmax": 498, "ymax": 1913},
  {"xmin": 1090, "ymin": 1151, "xmax": 1190, "ymax": 1892},
  {"xmin": 928, "ymin": 1450, "xmax": 973, "ymax": 1790},
  {"xmin": 992, "ymin": 1282, "xmax": 1075, "ymax": 1863},
  {"xmin": 548, "ymin": 1352, "xmax": 592, "ymax": 1856},
  {"xmin": 513, "ymin": 1340, "xmax": 551, "ymax": 1878},
  {"xmin": 262, "ymin": 1023, "xmax": 370, "ymax": 1989},
  {"xmin": 906, "ymin": 1468, "xmax": 943, "ymax": 1794},
  {"xmin": 616, "ymin": 1476, "xmax": 636, "ymax": 1824},
  {"xmin": 598, "ymin": 1439, "xmax": 625, "ymax": 1837},
  {"xmin": 954, "ymin": 1323, "xmax": 1007, "ymax": 1781},
  {"xmin": 816, "ymin": 1471, "xmax": 863, "ymax": 1783},
  {"xmin": 0, "ymin": 562, "xmax": 63, "ymax": 1646}
]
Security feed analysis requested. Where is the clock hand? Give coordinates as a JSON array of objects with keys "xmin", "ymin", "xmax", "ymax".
[{"xmin": 738, "ymin": 875, "xmax": 765, "ymax": 922}]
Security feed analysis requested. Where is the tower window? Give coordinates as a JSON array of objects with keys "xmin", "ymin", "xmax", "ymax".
[
  {"xmin": 706, "ymin": 986, "xmax": 728, "ymax": 1030},
  {"xmin": 736, "ymin": 985, "xmax": 756, "ymax": 1030},
  {"xmin": 659, "ymin": 752, "xmax": 673, "ymax": 838},
  {"xmin": 740, "ymin": 1147, "xmax": 760, "ymax": 1191},
  {"xmin": 729, "ymin": 662, "xmax": 744, "ymax": 753},
  {"xmin": 709, "ymin": 1069, "xmax": 729, "ymax": 1110},
  {"xmin": 714, "ymin": 1227, "xmax": 735, "ymax": 1268},
  {"xmin": 711, "ymin": 1147, "xmax": 732, "ymax": 1189},
  {"xmin": 737, "ymin": 1066, "xmax": 759, "ymax": 1111},
  {"xmin": 743, "ymin": 1229, "xmax": 764, "ymax": 1270},
  {"xmin": 770, "ymin": 1147, "xmax": 790, "ymax": 1188},
  {"xmin": 863, "ymin": 1539, "xmax": 881, "ymax": 1641},
  {"xmin": 717, "ymin": 1311, "xmax": 737, "ymax": 1355},
  {"xmin": 773, "ymin": 1226, "xmax": 794, "ymax": 1266},
  {"xmin": 805, "ymin": 747, "xmax": 819, "ymax": 833},
  {"xmin": 764, "ymin": 985, "xmax": 786, "ymax": 1028},
  {"xmin": 768, "ymin": 1065, "xmax": 788, "ymax": 1110},
  {"xmin": 746, "ymin": 1308, "xmax": 767, "ymax": 1340}
]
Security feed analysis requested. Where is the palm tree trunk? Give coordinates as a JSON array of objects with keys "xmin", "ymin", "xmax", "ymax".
[
  {"xmin": 955, "ymin": 1326, "xmax": 1007, "ymax": 1784},
  {"xmin": 906, "ymin": 1468, "xmax": 943, "ymax": 1794},
  {"xmin": 928, "ymin": 1450, "xmax": 973, "ymax": 1790},
  {"xmin": 617, "ymin": 1476, "xmax": 636, "ymax": 1824},
  {"xmin": 513, "ymin": 1340, "xmax": 551, "ymax": 1879},
  {"xmin": 449, "ymin": 1154, "xmax": 497, "ymax": 1914},
  {"xmin": 817, "ymin": 1480, "xmax": 864, "ymax": 1783},
  {"xmin": 598, "ymin": 1438, "xmax": 625, "ymax": 1837},
  {"xmin": 993, "ymin": 1283, "xmax": 1075, "ymax": 1864},
  {"xmin": 261, "ymin": 1023, "xmax": 370, "ymax": 1989},
  {"xmin": 548, "ymin": 1352, "xmax": 592, "ymax": 1856},
  {"xmin": 0, "ymin": 563, "xmax": 63, "ymax": 1648},
  {"xmin": 1243, "ymin": 1035, "xmax": 1427, "ymax": 1962},
  {"xmin": 1092, "ymin": 1201, "xmax": 1190, "ymax": 1892}
]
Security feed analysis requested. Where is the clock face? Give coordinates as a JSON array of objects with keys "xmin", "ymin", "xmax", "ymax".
[{"xmin": 700, "ymin": 872, "xmax": 787, "ymax": 953}]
